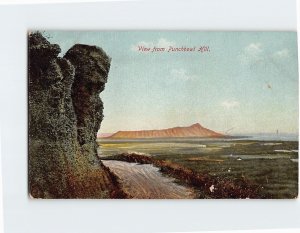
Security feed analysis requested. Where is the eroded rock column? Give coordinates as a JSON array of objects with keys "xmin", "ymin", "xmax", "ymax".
[
  {"xmin": 28, "ymin": 33, "xmax": 120, "ymax": 198},
  {"xmin": 28, "ymin": 32, "xmax": 77, "ymax": 198},
  {"xmin": 64, "ymin": 45, "xmax": 111, "ymax": 164}
]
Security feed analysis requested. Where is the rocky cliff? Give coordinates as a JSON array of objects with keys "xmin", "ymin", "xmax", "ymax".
[
  {"xmin": 108, "ymin": 123, "xmax": 224, "ymax": 139},
  {"xmin": 28, "ymin": 32, "xmax": 125, "ymax": 198}
]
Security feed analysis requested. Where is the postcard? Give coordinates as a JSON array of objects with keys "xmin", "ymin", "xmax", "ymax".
[{"xmin": 28, "ymin": 31, "xmax": 298, "ymax": 199}]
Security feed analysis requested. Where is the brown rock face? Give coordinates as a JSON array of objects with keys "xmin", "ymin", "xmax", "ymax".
[
  {"xmin": 108, "ymin": 123, "xmax": 224, "ymax": 139},
  {"xmin": 28, "ymin": 32, "xmax": 123, "ymax": 198}
]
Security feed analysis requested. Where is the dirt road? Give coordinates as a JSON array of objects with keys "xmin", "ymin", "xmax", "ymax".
[{"xmin": 102, "ymin": 160, "xmax": 196, "ymax": 199}]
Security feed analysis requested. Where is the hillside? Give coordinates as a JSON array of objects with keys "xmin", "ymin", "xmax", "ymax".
[{"xmin": 108, "ymin": 123, "xmax": 224, "ymax": 139}]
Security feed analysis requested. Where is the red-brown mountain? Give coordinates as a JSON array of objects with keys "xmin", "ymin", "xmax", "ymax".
[{"xmin": 108, "ymin": 123, "xmax": 224, "ymax": 139}]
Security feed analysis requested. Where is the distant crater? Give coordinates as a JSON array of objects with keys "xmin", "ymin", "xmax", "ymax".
[{"xmin": 107, "ymin": 123, "xmax": 226, "ymax": 139}]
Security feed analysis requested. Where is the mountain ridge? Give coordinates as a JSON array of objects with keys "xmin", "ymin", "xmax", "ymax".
[{"xmin": 105, "ymin": 123, "xmax": 225, "ymax": 139}]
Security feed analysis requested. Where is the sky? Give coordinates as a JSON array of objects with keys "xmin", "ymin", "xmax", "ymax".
[{"xmin": 45, "ymin": 31, "xmax": 299, "ymax": 135}]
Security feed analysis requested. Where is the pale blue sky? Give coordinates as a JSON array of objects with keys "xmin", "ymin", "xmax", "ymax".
[{"xmin": 45, "ymin": 31, "xmax": 298, "ymax": 135}]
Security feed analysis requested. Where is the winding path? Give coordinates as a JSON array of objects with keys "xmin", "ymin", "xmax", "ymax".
[{"xmin": 102, "ymin": 160, "xmax": 196, "ymax": 199}]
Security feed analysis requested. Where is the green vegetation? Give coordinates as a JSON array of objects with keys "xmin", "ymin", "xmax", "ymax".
[{"xmin": 98, "ymin": 139, "xmax": 298, "ymax": 199}]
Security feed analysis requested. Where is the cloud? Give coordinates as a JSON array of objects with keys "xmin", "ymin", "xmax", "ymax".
[
  {"xmin": 240, "ymin": 43, "xmax": 290, "ymax": 66},
  {"xmin": 156, "ymin": 38, "xmax": 176, "ymax": 48},
  {"xmin": 273, "ymin": 49, "xmax": 289, "ymax": 59},
  {"xmin": 239, "ymin": 43, "xmax": 264, "ymax": 64},
  {"xmin": 170, "ymin": 68, "xmax": 197, "ymax": 81},
  {"xmin": 131, "ymin": 38, "xmax": 176, "ymax": 52},
  {"xmin": 244, "ymin": 43, "xmax": 263, "ymax": 56},
  {"xmin": 221, "ymin": 100, "xmax": 240, "ymax": 109}
]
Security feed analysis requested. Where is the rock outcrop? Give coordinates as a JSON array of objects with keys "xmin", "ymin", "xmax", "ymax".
[
  {"xmin": 28, "ymin": 32, "xmax": 124, "ymax": 198},
  {"xmin": 64, "ymin": 45, "xmax": 110, "ymax": 163},
  {"xmin": 108, "ymin": 123, "xmax": 225, "ymax": 139}
]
